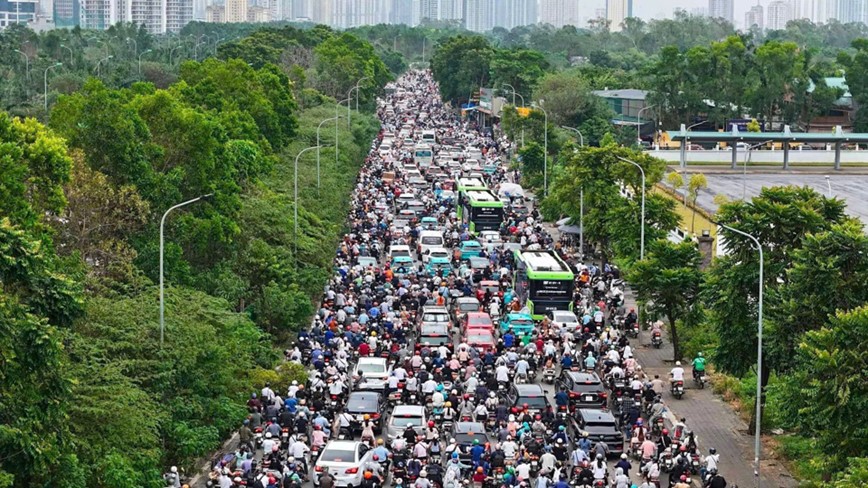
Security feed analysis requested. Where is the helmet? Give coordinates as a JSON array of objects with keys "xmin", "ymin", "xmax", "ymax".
[
  {"xmin": 680, "ymin": 475, "xmax": 687, "ymax": 481},
  {"xmin": 596, "ymin": 454, "xmax": 604, "ymax": 461},
  {"xmin": 709, "ymin": 448, "xmax": 716, "ymax": 454},
  {"xmin": 364, "ymin": 414, "xmax": 371, "ymax": 420},
  {"xmin": 621, "ymin": 454, "xmax": 627, "ymax": 459},
  {"xmin": 489, "ymin": 392, "xmax": 496, "ymax": 398},
  {"xmin": 477, "ymin": 467, "xmax": 484, "ymax": 473},
  {"xmin": 373, "ymin": 454, "xmax": 380, "ymax": 461},
  {"xmin": 522, "ymin": 403, "xmax": 529, "ymax": 409},
  {"xmin": 582, "ymin": 461, "xmax": 589, "ymax": 468},
  {"xmin": 508, "ymin": 415, "xmax": 515, "ymax": 422},
  {"xmin": 378, "ymin": 438, "xmax": 384, "ymax": 445},
  {"xmin": 445, "ymin": 402, "xmax": 452, "ymax": 407},
  {"xmin": 428, "ymin": 420, "xmax": 435, "ymax": 428},
  {"xmin": 662, "ymin": 429, "xmax": 669, "ymax": 435},
  {"xmin": 171, "ymin": 466, "xmax": 178, "ymax": 473},
  {"xmin": 697, "ymin": 352, "xmax": 703, "ymax": 357},
  {"xmin": 265, "ymin": 432, "xmax": 272, "ymax": 438},
  {"xmin": 559, "ymin": 425, "xmax": 565, "ymax": 431},
  {"xmin": 420, "ymin": 470, "xmax": 428, "ymax": 478},
  {"xmin": 680, "ymin": 445, "xmax": 687, "ymax": 452},
  {"xmin": 272, "ymin": 445, "xmax": 279, "ymax": 452},
  {"xmin": 407, "ymin": 423, "xmax": 413, "ymax": 428},
  {"xmin": 364, "ymin": 472, "xmax": 373, "ymax": 480},
  {"xmin": 675, "ymin": 361, "xmax": 682, "ymax": 366},
  {"xmin": 372, "ymin": 331, "xmax": 377, "ymax": 336},
  {"xmin": 636, "ymin": 419, "xmax": 643, "ymax": 426},
  {"xmin": 556, "ymin": 439, "xmax": 563, "ymax": 444},
  {"xmin": 582, "ymin": 432, "xmax": 589, "ymax": 438},
  {"xmin": 473, "ymin": 439, "xmax": 480, "ymax": 445}
]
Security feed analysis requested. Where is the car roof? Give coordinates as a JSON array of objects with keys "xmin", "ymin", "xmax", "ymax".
[
  {"xmin": 466, "ymin": 312, "xmax": 490, "ymax": 319},
  {"xmin": 457, "ymin": 297, "xmax": 480, "ymax": 303},
  {"xmin": 392, "ymin": 405, "xmax": 425, "ymax": 416},
  {"xmin": 506, "ymin": 313, "xmax": 533, "ymax": 320},
  {"xmin": 515, "ymin": 384, "xmax": 545, "ymax": 395},
  {"xmin": 349, "ymin": 391, "xmax": 381, "ymax": 400},
  {"xmin": 552, "ymin": 311, "xmax": 576, "ymax": 318},
  {"xmin": 565, "ymin": 371, "xmax": 601, "ymax": 383},
  {"xmin": 454, "ymin": 421, "xmax": 486, "ymax": 433},
  {"xmin": 324, "ymin": 440, "xmax": 362, "ymax": 451},
  {"xmin": 578, "ymin": 409, "xmax": 617, "ymax": 422},
  {"xmin": 358, "ymin": 357, "xmax": 387, "ymax": 365}
]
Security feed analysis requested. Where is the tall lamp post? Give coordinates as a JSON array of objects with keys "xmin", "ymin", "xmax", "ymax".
[
  {"xmin": 317, "ymin": 116, "xmax": 343, "ymax": 189},
  {"xmin": 95, "ymin": 55, "xmax": 113, "ymax": 77},
  {"xmin": 743, "ymin": 140, "xmax": 773, "ymax": 199},
  {"xmin": 160, "ymin": 193, "xmax": 213, "ymax": 347},
  {"xmin": 138, "ymin": 49, "xmax": 152, "ymax": 76},
  {"xmin": 636, "ymin": 105, "xmax": 655, "ymax": 144},
  {"xmin": 337, "ymin": 98, "xmax": 349, "ymax": 167},
  {"xmin": 715, "ymin": 221, "xmax": 764, "ymax": 488},
  {"xmin": 353, "ymin": 75, "xmax": 371, "ymax": 111},
  {"xmin": 617, "ymin": 157, "xmax": 646, "ymax": 260},
  {"xmin": 14, "ymin": 49, "xmax": 30, "ymax": 93},
  {"xmin": 44, "ymin": 62, "xmax": 62, "ymax": 112},
  {"xmin": 502, "ymin": 83, "xmax": 526, "ymax": 147},
  {"xmin": 532, "ymin": 101, "xmax": 548, "ymax": 196},
  {"xmin": 294, "ymin": 146, "xmax": 323, "ymax": 264},
  {"xmin": 561, "ymin": 125, "xmax": 584, "ymax": 147},
  {"xmin": 60, "ymin": 44, "xmax": 74, "ymax": 66},
  {"xmin": 348, "ymin": 76, "xmax": 372, "ymax": 125}
]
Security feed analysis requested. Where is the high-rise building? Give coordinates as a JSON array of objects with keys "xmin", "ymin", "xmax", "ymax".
[
  {"xmin": 463, "ymin": 0, "xmax": 494, "ymax": 31},
  {"xmin": 707, "ymin": 0, "xmax": 734, "ymax": 23},
  {"xmin": 54, "ymin": 0, "xmax": 79, "ymax": 26},
  {"xmin": 744, "ymin": 2, "xmax": 763, "ymax": 28},
  {"xmin": 390, "ymin": 0, "xmax": 413, "ymax": 24},
  {"xmin": 225, "ymin": 0, "xmax": 246, "ymax": 21},
  {"xmin": 766, "ymin": 0, "xmax": 793, "ymax": 28},
  {"xmin": 538, "ymin": 0, "xmax": 581, "ymax": 28},
  {"xmin": 439, "ymin": 0, "xmax": 463, "ymax": 20},
  {"xmin": 494, "ymin": 0, "xmax": 535, "ymax": 29},
  {"xmin": 837, "ymin": 0, "xmax": 866, "ymax": 23},
  {"xmin": 205, "ymin": 4, "xmax": 224, "ymax": 21},
  {"xmin": 606, "ymin": 0, "xmax": 632, "ymax": 31},
  {"xmin": 79, "ymin": 0, "xmax": 114, "ymax": 29},
  {"xmin": 165, "ymin": 0, "xmax": 192, "ymax": 31},
  {"xmin": 419, "ymin": 0, "xmax": 437, "ymax": 21},
  {"xmin": 0, "ymin": 0, "xmax": 38, "ymax": 27}
]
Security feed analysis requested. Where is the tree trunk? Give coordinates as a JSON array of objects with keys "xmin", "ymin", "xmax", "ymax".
[{"xmin": 667, "ymin": 306, "xmax": 680, "ymax": 362}]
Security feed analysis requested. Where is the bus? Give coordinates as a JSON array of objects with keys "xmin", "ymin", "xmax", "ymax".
[
  {"xmin": 414, "ymin": 144, "xmax": 433, "ymax": 168},
  {"xmin": 512, "ymin": 250, "xmax": 575, "ymax": 320},
  {"xmin": 457, "ymin": 189, "xmax": 504, "ymax": 233},
  {"xmin": 456, "ymin": 177, "xmax": 487, "ymax": 194}
]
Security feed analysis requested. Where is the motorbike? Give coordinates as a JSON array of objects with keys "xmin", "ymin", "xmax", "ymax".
[
  {"xmin": 628, "ymin": 323, "xmax": 640, "ymax": 338},
  {"xmin": 670, "ymin": 381, "xmax": 685, "ymax": 399},
  {"xmin": 543, "ymin": 368, "xmax": 556, "ymax": 384},
  {"xmin": 693, "ymin": 370, "xmax": 706, "ymax": 390},
  {"xmin": 651, "ymin": 331, "xmax": 663, "ymax": 348}
]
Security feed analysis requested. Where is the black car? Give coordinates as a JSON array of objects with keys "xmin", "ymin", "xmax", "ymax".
[
  {"xmin": 570, "ymin": 409, "xmax": 624, "ymax": 456},
  {"xmin": 556, "ymin": 371, "xmax": 608, "ymax": 409},
  {"xmin": 505, "ymin": 384, "xmax": 550, "ymax": 415},
  {"xmin": 451, "ymin": 422, "xmax": 492, "ymax": 463},
  {"xmin": 345, "ymin": 391, "xmax": 386, "ymax": 434}
]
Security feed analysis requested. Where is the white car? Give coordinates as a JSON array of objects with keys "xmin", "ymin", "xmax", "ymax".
[
  {"xmin": 352, "ymin": 357, "xmax": 391, "ymax": 391},
  {"xmin": 551, "ymin": 310, "xmax": 580, "ymax": 332},
  {"xmin": 313, "ymin": 440, "xmax": 375, "ymax": 487},
  {"xmin": 385, "ymin": 405, "xmax": 426, "ymax": 441}
]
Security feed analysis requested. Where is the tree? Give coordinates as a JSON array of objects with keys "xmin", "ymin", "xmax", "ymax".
[
  {"xmin": 666, "ymin": 172, "xmax": 685, "ymax": 203},
  {"xmin": 430, "ymin": 35, "xmax": 493, "ymax": 104},
  {"xmin": 628, "ymin": 239, "xmax": 704, "ymax": 360},
  {"xmin": 686, "ymin": 173, "xmax": 708, "ymax": 233},
  {"xmin": 489, "ymin": 48, "xmax": 549, "ymax": 97}
]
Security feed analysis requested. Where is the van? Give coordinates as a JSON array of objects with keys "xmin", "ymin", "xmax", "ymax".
[
  {"xmin": 418, "ymin": 230, "xmax": 445, "ymax": 256},
  {"xmin": 421, "ymin": 130, "xmax": 436, "ymax": 144},
  {"xmin": 414, "ymin": 144, "xmax": 434, "ymax": 168}
]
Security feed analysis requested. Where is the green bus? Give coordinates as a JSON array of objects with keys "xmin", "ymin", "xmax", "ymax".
[
  {"xmin": 456, "ymin": 177, "xmax": 488, "ymax": 194},
  {"xmin": 512, "ymin": 250, "xmax": 575, "ymax": 320},
  {"xmin": 457, "ymin": 189, "xmax": 504, "ymax": 233}
]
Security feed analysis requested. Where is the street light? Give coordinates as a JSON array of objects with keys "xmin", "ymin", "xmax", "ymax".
[
  {"xmin": 170, "ymin": 45, "xmax": 183, "ymax": 65},
  {"xmin": 60, "ymin": 44, "xmax": 74, "ymax": 66},
  {"xmin": 95, "ymin": 55, "xmax": 113, "ymax": 77},
  {"xmin": 501, "ymin": 83, "xmax": 524, "ymax": 107},
  {"xmin": 126, "ymin": 37, "xmax": 138, "ymax": 56},
  {"xmin": 637, "ymin": 104, "xmax": 655, "ymax": 145},
  {"xmin": 532, "ymin": 100, "xmax": 548, "ymax": 196},
  {"xmin": 742, "ymin": 140, "xmax": 773, "ymax": 199},
  {"xmin": 348, "ymin": 76, "xmax": 372, "ymax": 125},
  {"xmin": 44, "ymin": 62, "xmax": 62, "ymax": 112},
  {"xmin": 138, "ymin": 49, "xmax": 153, "ymax": 76},
  {"xmin": 715, "ymin": 221, "xmax": 763, "ymax": 488},
  {"xmin": 561, "ymin": 125, "xmax": 584, "ymax": 147},
  {"xmin": 14, "ymin": 49, "xmax": 30, "ymax": 83},
  {"xmin": 825, "ymin": 175, "xmax": 832, "ymax": 197},
  {"xmin": 354, "ymin": 75, "xmax": 371, "ymax": 111},
  {"xmin": 160, "ymin": 193, "xmax": 213, "ymax": 347},
  {"xmin": 617, "ymin": 156, "xmax": 646, "ymax": 260},
  {"xmin": 317, "ymin": 115, "xmax": 343, "ymax": 189},
  {"xmin": 294, "ymin": 146, "xmax": 323, "ymax": 264},
  {"xmin": 337, "ymin": 98, "xmax": 349, "ymax": 168}
]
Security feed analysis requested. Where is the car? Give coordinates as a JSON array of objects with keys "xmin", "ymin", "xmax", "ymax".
[
  {"xmin": 459, "ymin": 240, "xmax": 483, "ymax": 260},
  {"xmin": 425, "ymin": 257, "xmax": 453, "ymax": 277},
  {"xmin": 419, "ymin": 306, "xmax": 451, "ymax": 328},
  {"xmin": 417, "ymin": 323, "xmax": 452, "ymax": 350},
  {"xmin": 468, "ymin": 256, "xmax": 490, "ymax": 282},
  {"xmin": 389, "ymin": 256, "xmax": 414, "ymax": 275},
  {"xmin": 478, "ymin": 280, "xmax": 502, "ymax": 299},
  {"xmin": 500, "ymin": 312, "xmax": 535, "ymax": 336},
  {"xmin": 509, "ymin": 201, "xmax": 530, "ymax": 218},
  {"xmin": 556, "ymin": 371, "xmax": 608, "ymax": 409},
  {"xmin": 418, "ymin": 230, "xmax": 445, "ymax": 256},
  {"xmin": 452, "ymin": 297, "xmax": 481, "ymax": 323},
  {"xmin": 478, "ymin": 231, "xmax": 503, "ymax": 251},
  {"xmin": 420, "ymin": 217, "xmax": 440, "ymax": 231},
  {"xmin": 313, "ymin": 440, "xmax": 375, "ymax": 487},
  {"xmin": 344, "ymin": 390, "xmax": 386, "ymax": 435},
  {"xmin": 570, "ymin": 409, "xmax": 624, "ymax": 456},
  {"xmin": 505, "ymin": 384, "xmax": 550, "ymax": 415},
  {"xmin": 357, "ymin": 256, "xmax": 378, "ymax": 270},
  {"xmin": 463, "ymin": 311, "xmax": 494, "ymax": 333},
  {"xmin": 451, "ymin": 422, "xmax": 492, "ymax": 463},
  {"xmin": 483, "ymin": 161, "xmax": 498, "ymax": 174},
  {"xmin": 386, "ymin": 405, "xmax": 426, "ymax": 441},
  {"xmin": 550, "ymin": 310, "xmax": 580, "ymax": 332},
  {"xmin": 464, "ymin": 329, "xmax": 495, "ymax": 353},
  {"xmin": 388, "ymin": 244, "xmax": 412, "ymax": 261},
  {"xmin": 352, "ymin": 357, "xmax": 391, "ymax": 392},
  {"xmin": 422, "ymin": 247, "xmax": 451, "ymax": 264}
]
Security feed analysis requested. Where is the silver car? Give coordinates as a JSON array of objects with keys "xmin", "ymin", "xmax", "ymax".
[
  {"xmin": 385, "ymin": 405, "xmax": 425, "ymax": 441},
  {"xmin": 313, "ymin": 440, "xmax": 374, "ymax": 487}
]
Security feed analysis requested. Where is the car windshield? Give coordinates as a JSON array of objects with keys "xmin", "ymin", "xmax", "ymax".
[
  {"xmin": 421, "ymin": 324, "xmax": 448, "ymax": 335},
  {"xmin": 420, "ymin": 335, "xmax": 450, "ymax": 345},
  {"xmin": 467, "ymin": 316, "xmax": 491, "ymax": 325},
  {"xmin": 557, "ymin": 315, "xmax": 578, "ymax": 323},
  {"xmin": 320, "ymin": 448, "xmax": 356, "ymax": 463},
  {"xmin": 392, "ymin": 250, "xmax": 411, "ymax": 257},
  {"xmin": 391, "ymin": 416, "xmax": 423, "ymax": 428},
  {"xmin": 518, "ymin": 396, "xmax": 548, "ymax": 408},
  {"xmin": 586, "ymin": 421, "xmax": 616, "ymax": 428},
  {"xmin": 467, "ymin": 334, "xmax": 493, "ymax": 343},
  {"xmin": 422, "ymin": 314, "xmax": 449, "ymax": 323},
  {"xmin": 421, "ymin": 236, "xmax": 442, "ymax": 245},
  {"xmin": 460, "ymin": 303, "xmax": 479, "ymax": 312},
  {"xmin": 347, "ymin": 397, "xmax": 378, "ymax": 412},
  {"xmin": 455, "ymin": 432, "xmax": 489, "ymax": 445},
  {"xmin": 510, "ymin": 319, "xmax": 534, "ymax": 327},
  {"xmin": 357, "ymin": 363, "xmax": 386, "ymax": 374}
]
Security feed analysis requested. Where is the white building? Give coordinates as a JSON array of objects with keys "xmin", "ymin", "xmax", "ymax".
[
  {"xmin": 463, "ymin": 0, "xmax": 494, "ymax": 31},
  {"xmin": 836, "ymin": 0, "xmax": 867, "ymax": 24},
  {"xmin": 744, "ymin": 2, "xmax": 763, "ymax": 28},
  {"xmin": 494, "ymin": 0, "xmax": 536, "ymax": 29},
  {"xmin": 439, "ymin": 0, "xmax": 463, "ymax": 20},
  {"xmin": 766, "ymin": 0, "xmax": 793, "ymax": 29},
  {"xmin": 538, "ymin": 0, "xmax": 581, "ymax": 28},
  {"xmin": 707, "ymin": 0, "xmax": 734, "ymax": 23},
  {"xmin": 606, "ymin": 0, "xmax": 632, "ymax": 31}
]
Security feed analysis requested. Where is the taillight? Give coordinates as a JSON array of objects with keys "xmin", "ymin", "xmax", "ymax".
[
  {"xmin": 371, "ymin": 413, "xmax": 380, "ymax": 420},
  {"xmin": 599, "ymin": 392, "xmax": 607, "ymax": 399},
  {"xmin": 345, "ymin": 467, "xmax": 359, "ymax": 474},
  {"xmin": 568, "ymin": 392, "xmax": 578, "ymax": 398},
  {"xmin": 315, "ymin": 466, "xmax": 323, "ymax": 472}
]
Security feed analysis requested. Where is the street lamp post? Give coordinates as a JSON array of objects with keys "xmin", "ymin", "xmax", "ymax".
[
  {"xmin": 138, "ymin": 49, "xmax": 152, "ymax": 76},
  {"xmin": 637, "ymin": 105, "xmax": 655, "ymax": 145},
  {"xmin": 44, "ymin": 62, "xmax": 62, "ymax": 112},
  {"xmin": 95, "ymin": 55, "xmax": 113, "ymax": 77},
  {"xmin": 337, "ymin": 98, "xmax": 349, "ymax": 168},
  {"xmin": 294, "ymin": 146, "xmax": 323, "ymax": 264},
  {"xmin": 160, "ymin": 194, "xmax": 213, "ymax": 347},
  {"xmin": 825, "ymin": 175, "xmax": 832, "ymax": 197},
  {"xmin": 532, "ymin": 101, "xmax": 549, "ymax": 196},
  {"xmin": 60, "ymin": 44, "xmax": 74, "ymax": 66},
  {"xmin": 126, "ymin": 37, "xmax": 138, "ymax": 56},
  {"xmin": 347, "ymin": 76, "xmax": 371, "ymax": 126},
  {"xmin": 715, "ymin": 222, "xmax": 764, "ymax": 488},
  {"xmin": 617, "ymin": 157, "xmax": 646, "ymax": 260},
  {"xmin": 14, "ymin": 49, "xmax": 30, "ymax": 83},
  {"xmin": 317, "ymin": 116, "xmax": 343, "ymax": 189},
  {"xmin": 354, "ymin": 76, "xmax": 371, "ymax": 111},
  {"xmin": 561, "ymin": 125, "xmax": 584, "ymax": 147},
  {"xmin": 170, "ymin": 45, "xmax": 183, "ymax": 65},
  {"xmin": 743, "ymin": 140, "xmax": 773, "ymax": 199}
]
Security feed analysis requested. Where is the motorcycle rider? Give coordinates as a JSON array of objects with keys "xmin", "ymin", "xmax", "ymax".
[
  {"xmin": 669, "ymin": 361, "xmax": 685, "ymax": 386},
  {"xmin": 692, "ymin": 352, "xmax": 707, "ymax": 381},
  {"xmin": 702, "ymin": 447, "xmax": 720, "ymax": 480},
  {"xmin": 705, "ymin": 468, "xmax": 727, "ymax": 488}
]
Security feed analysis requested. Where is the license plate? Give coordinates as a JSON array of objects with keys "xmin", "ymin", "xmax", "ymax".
[
  {"xmin": 584, "ymin": 396, "xmax": 594, "ymax": 402},
  {"xmin": 356, "ymin": 415, "xmax": 364, "ymax": 421}
]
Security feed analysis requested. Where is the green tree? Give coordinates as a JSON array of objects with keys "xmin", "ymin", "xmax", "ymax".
[
  {"xmin": 490, "ymin": 48, "xmax": 549, "ymax": 97},
  {"xmin": 430, "ymin": 35, "xmax": 493, "ymax": 104},
  {"xmin": 686, "ymin": 173, "xmax": 708, "ymax": 233},
  {"xmin": 628, "ymin": 239, "xmax": 704, "ymax": 360}
]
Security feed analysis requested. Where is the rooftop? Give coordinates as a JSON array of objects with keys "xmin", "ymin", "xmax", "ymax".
[
  {"xmin": 670, "ymin": 124, "xmax": 868, "ymax": 144},
  {"xmin": 592, "ymin": 88, "xmax": 648, "ymax": 100}
]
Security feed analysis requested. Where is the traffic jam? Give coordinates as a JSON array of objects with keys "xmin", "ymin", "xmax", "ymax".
[{"xmin": 224, "ymin": 70, "xmax": 728, "ymax": 488}]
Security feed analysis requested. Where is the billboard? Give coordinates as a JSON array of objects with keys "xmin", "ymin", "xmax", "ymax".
[{"xmin": 480, "ymin": 88, "xmax": 493, "ymax": 110}]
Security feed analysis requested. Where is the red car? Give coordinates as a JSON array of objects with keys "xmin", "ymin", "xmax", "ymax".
[
  {"xmin": 464, "ymin": 329, "xmax": 496, "ymax": 353},
  {"xmin": 463, "ymin": 312, "xmax": 494, "ymax": 334}
]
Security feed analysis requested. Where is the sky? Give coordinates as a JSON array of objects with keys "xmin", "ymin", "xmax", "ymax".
[{"xmin": 628, "ymin": 0, "xmax": 759, "ymax": 28}]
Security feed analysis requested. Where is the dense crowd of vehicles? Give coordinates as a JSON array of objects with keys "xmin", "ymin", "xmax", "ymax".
[{"xmin": 190, "ymin": 71, "xmax": 726, "ymax": 488}]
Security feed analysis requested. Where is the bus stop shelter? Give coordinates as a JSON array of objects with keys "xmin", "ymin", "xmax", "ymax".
[{"xmin": 669, "ymin": 124, "xmax": 868, "ymax": 169}]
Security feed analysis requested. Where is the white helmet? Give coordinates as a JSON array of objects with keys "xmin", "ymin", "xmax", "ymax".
[
  {"xmin": 675, "ymin": 361, "xmax": 682, "ymax": 366},
  {"xmin": 171, "ymin": 466, "xmax": 178, "ymax": 473}
]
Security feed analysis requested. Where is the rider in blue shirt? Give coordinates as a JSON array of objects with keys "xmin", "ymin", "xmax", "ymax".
[{"xmin": 555, "ymin": 387, "xmax": 569, "ymax": 408}]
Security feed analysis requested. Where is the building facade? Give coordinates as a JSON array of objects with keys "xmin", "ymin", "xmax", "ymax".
[
  {"xmin": 463, "ymin": 0, "xmax": 494, "ymax": 31},
  {"xmin": 744, "ymin": 2, "xmax": 763, "ymax": 28},
  {"xmin": 707, "ymin": 0, "xmax": 734, "ymax": 23},
  {"xmin": 766, "ymin": 0, "xmax": 793, "ymax": 29},
  {"xmin": 1, "ymin": 0, "xmax": 38, "ymax": 27},
  {"xmin": 538, "ymin": 0, "xmax": 580, "ymax": 28},
  {"xmin": 837, "ymin": 0, "xmax": 867, "ymax": 23},
  {"xmin": 606, "ymin": 0, "xmax": 632, "ymax": 31}
]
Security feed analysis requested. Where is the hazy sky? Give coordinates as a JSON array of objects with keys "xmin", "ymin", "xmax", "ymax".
[{"xmin": 627, "ymin": 0, "xmax": 758, "ymax": 28}]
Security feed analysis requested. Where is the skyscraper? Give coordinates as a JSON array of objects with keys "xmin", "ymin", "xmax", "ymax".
[
  {"xmin": 837, "ymin": 0, "xmax": 867, "ymax": 24},
  {"xmin": 766, "ymin": 0, "xmax": 793, "ymax": 29},
  {"xmin": 439, "ymin": 0, "xmax": 463, "ymax": 20},
  {"xmin": 744, "ymin": 2, "xmax": 763, "ymax": 28},
  {"xmin": 390, "ymin": 0, "xmax": 413, "ymax": 24},
  {"xmin": 165, "ymin": 0, "xmax": 193, "ymax": 31},
  {"xmin": 419, "ymin": 0, "xmax": 437, "ymax": 21},
  {"xmin": 225, "ymin": 0, "xmax": 246, "ymax": 21},
  {"xmin": 707, "ymin": 0, "xmax": 734, "ymax": 23},
  {"xmin": 538, "ymin": 0, "xmax": 580, "ymax": 28},
  {"xmin": 606, "ymin": 0, "xmax": 632, "ymax": 31},
  {"xmin": 494, "ymin": 0, "xmax": 536, "ymax": 29},
  {"xmin": 463, "ymin": 0, "xmax": 494, "ymax": 31}
]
